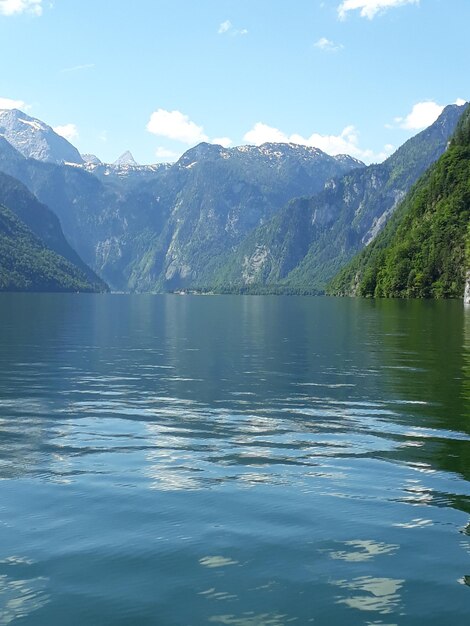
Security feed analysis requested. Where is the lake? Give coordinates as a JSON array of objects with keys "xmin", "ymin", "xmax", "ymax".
[{"xmin": 0, "ymin": 294, "xmax": 469, "ymax": 625}]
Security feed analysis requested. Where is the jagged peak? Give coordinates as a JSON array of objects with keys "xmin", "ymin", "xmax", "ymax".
[
  {"xmin": 82, "ymin": 153, "xmax": 102, "ymax": 165},
  {"xmin": 113, "ymin": 151, "xmax": 139, "ymax": 167}
]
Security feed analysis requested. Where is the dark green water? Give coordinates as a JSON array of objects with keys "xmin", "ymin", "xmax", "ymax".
[{"xmin": 0, "ymin": 294, "xmax": 469, "ymax": 625}]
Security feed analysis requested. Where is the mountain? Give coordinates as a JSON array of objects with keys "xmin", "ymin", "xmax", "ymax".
[
  {"xmin": 209, "ymin": 103, "xmax": 468, "ymax": 293},
  {"xmin": 80, "ymin": 157, "xmax": 169, "ymax": 187},
  {"xmin": 328, "ymin": 105, "xmax": 470, "ymax": 299},
  {"xmin": 0, "ymin": 169, "xmax": 107, "ymax": 291},
  {"xmin": 0, "ymin": 109, "xmax": 83, "ymax": 164},
  {"xmin": 0, "ymin": 203, "xmax": 104, "ymax": 292},
  {"xmin": 0, "ymin": 130, "xmax": 364, "ymax": 291},
  {"xmin": 82, "ymin": 153, "xmax": 102, "ymax": 165},
  {"xmin": 119, "ymin": 142, "xmax": 364, "ymax": 291},
  {"xmin": 113, "ymin": 151, "xmax": 139, "ymax": 167}
]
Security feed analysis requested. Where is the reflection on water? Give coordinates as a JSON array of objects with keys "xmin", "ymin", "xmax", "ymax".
[
  {"xmin": 328, "ymin": 540, "xmax": 399, "ymax": 562},
  {"xmin": 334, "ymin": 576, "xmax": 404, "ymax": 615},
  {"xmin": 208, "ymin": 613, "xmax": 294, "ymax": 626},
  {"xmin": 200, "ymin": 557, "xmax": 239, "ymax": 569},
  {"xmin": 0, "ymin": 557, "xmax": 49, "ymax": 626},
  {"xmin": 0, "ymin": 294, "xmax": 469, "ymax": 625}
]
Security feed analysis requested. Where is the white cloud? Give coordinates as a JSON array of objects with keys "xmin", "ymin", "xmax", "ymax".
[
  {"xmin": 53, "ymin": 123, "xmax": 79, "ymax": 142},
  {"xmin": 212, "ymin": 136, "xmax": 233, "ymax": 148},
  {"xmin": 393, "ymin": 98, "xmax": 466, "ymax": 130},
  {"xmin": 0, "ymin": 96, "xmax": 30, "ymax": 110},
  {"xmin": 394, "ymin": 101, "xmax": 442, "ymax": 130},
  {"xmin": 244, "ymin": 123, "xmax": 290, "ymax": 145},
  {"xmin": 455, "ymin": 98, "xmax": 467, "ymax": 106},
  {"xmin": 218, "ymin": 19, "xmax": 248, "ymax": 36},
  {"xmin": 0, "ymin": 0, "xmax": 43, "ymax": 16},
  {"xmin": 244, "ymin": 121, "xmax": 394, "ymax": 163},
  {"xmin": 338, "ymin": 0, "xmax": 419, "ymax": 20},
  {"xmin": 147, "ymin": 109, "xmax": 208, "ymax": 144},
  {"xmin": 314, "ymin": 37, "xmax": 344, "ymax": 52},
  {"xmin": 155, "ymin": 147, "xmax": 179, "ymax": 160}
]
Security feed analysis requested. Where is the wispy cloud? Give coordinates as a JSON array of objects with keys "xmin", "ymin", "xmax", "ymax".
[
  {"xmin": 314, "ymin": 37, "xmax": 344, "ymax": 52},
  {"xmin": 0, "ymin": 0, "xmax": 43, "ymax": 16},
  {"xmin": 218, "ymin": 19, "xmax": 248, "ymax": 36},
  {"xmin": 0, "ymin": 96, "xmax": 30, "ymax": 110},
  {"xmin": 218, "ymin": 20, "xmax": 231, "ymax": 34},
  {"xmin": 53, "ymin": 123, "xmax": 79, "ymax": 142},
  {"xmin": 392, "ymin": 98, "xmax": 466, "ymax": 130},
  {"xmin": 244, "ymin": 121, "xmax": 394, "ymax": 163},
  {"xmin": 338, "ymin": 0, "xmax": 419, "ymax": 20},
  {"xmin": 60, "ymin": 63, "xmax": 95, "ymax": 74}
]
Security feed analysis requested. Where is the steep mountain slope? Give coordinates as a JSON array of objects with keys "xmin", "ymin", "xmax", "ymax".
[
  {"xmin": 211, "ymin": 103, "xmax": 467, "ymax": 293},
  {"xmin": 328, "ymin": 106, "xmax": 470, "ymax": 299},
  {"xmin": 0, "ymin": 168, "xmax": 107, "ymax": 291},
  {"xmin": 0, "ymin": 203, "xmax": 103, "ymax": 292},
  {"xmin": 0, "ymin": 109, "xmax": 83, "ymax": 164}
]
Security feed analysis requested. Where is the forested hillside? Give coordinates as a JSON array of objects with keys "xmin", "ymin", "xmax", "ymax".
[{"xmin": 328, "ymin": 106, "xmax": 470, "ymax": 299}]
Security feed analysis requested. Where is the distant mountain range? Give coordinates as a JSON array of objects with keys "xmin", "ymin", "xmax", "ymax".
[
  {"xmin": 0, "ymin": 102, "xmax": 467, "ymax": 297},
  {"xmin": 0, "ymin": 112, "xmax": 364, "ymax": 291}
]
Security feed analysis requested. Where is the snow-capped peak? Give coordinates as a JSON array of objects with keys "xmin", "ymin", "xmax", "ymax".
[{"xmin": 0, "ymin": 108, "xmax": 83, "ymax": 165}]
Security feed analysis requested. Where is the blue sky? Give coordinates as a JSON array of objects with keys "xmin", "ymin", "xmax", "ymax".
[{"xmin": 0, "ymin": 0, "xmax": 467, "ymax": 164}]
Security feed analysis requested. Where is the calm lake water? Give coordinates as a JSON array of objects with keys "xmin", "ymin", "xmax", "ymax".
[{"xmin": 0, "ymin": 294, "xmax": 469, "ymax": 625}]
